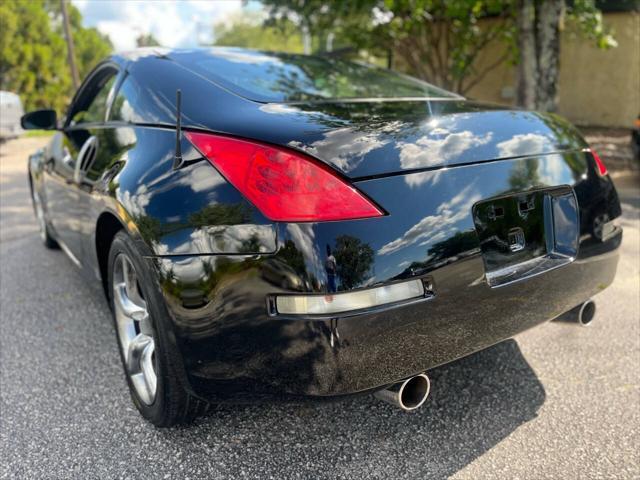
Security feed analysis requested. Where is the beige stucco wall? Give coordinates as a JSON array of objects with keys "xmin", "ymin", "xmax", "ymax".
[{"xmin": 465, "ymin": 12, "xmax": 640, "ymax": 127}]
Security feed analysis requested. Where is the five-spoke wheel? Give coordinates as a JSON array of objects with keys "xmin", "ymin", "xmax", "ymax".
[{"xmin": 112, "ymin": 253, "xmax": 157, "ymax": 405}]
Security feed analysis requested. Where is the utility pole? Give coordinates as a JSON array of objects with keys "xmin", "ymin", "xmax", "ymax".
[{"xmin": 60, "ymin": 0, "xmax": 80, "ymax": 90}]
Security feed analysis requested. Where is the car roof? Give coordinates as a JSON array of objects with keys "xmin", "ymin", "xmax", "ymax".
[
  {"xmin": 112, "ymin": 47, "xmax": 458, "ymax": 105},
  {"xmin": 117, "ymin": 46, "xmax": 290, "ymax": 62}
]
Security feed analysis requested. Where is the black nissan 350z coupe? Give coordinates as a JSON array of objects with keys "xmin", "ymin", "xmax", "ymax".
[{"xmin": 23, "ymin": 48, "xmax": 622, "ymax": 426}]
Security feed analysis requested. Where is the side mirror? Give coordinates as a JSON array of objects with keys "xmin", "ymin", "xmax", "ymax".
[{"xmin": 21, "ymin": 110, "xmax": 58, "ymax": 130}]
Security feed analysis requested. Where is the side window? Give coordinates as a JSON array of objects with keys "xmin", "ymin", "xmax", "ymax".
[
  {"xmin": 109, "ymin": 76, "xmax": 143, "ymax": 123},
  {"xmin": 69, "ymin": 69, "xmax": 118, "ymax": 126}
]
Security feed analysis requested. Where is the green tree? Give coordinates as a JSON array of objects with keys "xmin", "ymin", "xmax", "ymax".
[
  {"xmin": 383, "ymin": 0, "xmax": 519, "ymax": 93},
  {"xmin": 188, "ymin": 204, "xmax": 251, "ymax": 227},
  {"xmin": 263, "ymin": 0, "xmax": 616, "ymax": 109},
  {"xmin": 427, "ymin": 230, "xmax": 478, "ymax": 261},
  {"xmin": 264, "ymin": 0, "xmax": 373, "ymax": 54},
  {"xmin": 136, "ymin": 33, "xmax": 161, "ymax": 47},
  {"xmin": 213, "ymin": 12, "xmax": 304, "ymax": 52},
  {"xmin": 508, "ymin": 157, "xmax": 541, "ymax": 191},
  {"xmin": 333, "ymin": 235, "xmax": 374, "ymax": 289},
  {"xmin": 0, "ymin": 0, "xmax": 70, "ymax": 113},
  {"xmin": 264, "ymin": 0, "xmax": 517, "ymax": 93},
  {"xmin": 277, "ymin": 240, "xmax": 306, "ymax": 275},
  {"xmin": 46, "ymin": 0, "xmax": 113, "ymax": 79},
  {"xmin": 0, "ymin": 0, "xmax": 111, "ymax": 114}
]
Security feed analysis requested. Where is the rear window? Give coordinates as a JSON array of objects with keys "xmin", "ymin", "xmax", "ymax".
[{"xmin": 174, "ymin": 48, "xmax": 458, "ymax": 103}]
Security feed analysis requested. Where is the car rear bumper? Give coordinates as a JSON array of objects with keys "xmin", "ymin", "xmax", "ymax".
[
  {"xmin": 147, "ymin": 226, "xmax": 621, "ymax": 403},
  {"xmin": 146, "ymin": 151, "xmax": 622, "ymax": 402}
]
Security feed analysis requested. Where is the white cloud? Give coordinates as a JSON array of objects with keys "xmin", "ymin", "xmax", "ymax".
[{"xmin": 72, "ymin": 0, "xmax": 252, "ymax": 52}]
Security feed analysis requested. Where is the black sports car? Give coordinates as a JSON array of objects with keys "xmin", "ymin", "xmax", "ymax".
[{"xmin": 22, "ymin": 48, "xmax": 622, "ymax": 426}]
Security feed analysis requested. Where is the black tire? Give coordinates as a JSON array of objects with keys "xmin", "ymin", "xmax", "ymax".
[
  {"xmin": 31, "ymin": 187, "xmax": 59, "ymax": 249},
  {"xmin": 107, "ymin": 231, "xmax": 208, "ymax": 426}
]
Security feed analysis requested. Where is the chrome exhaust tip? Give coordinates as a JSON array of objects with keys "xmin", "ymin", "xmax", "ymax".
[
  {"xmin": 373, "ymin": 373, "xmax": 431, "ymax": 411},
  {"xmin": 578, "ymin": 299, "xmax": 596, "ymax": 326},
  {"xmin": 555, "ymin": 299, "xmax": 596, "ymax": 326}
]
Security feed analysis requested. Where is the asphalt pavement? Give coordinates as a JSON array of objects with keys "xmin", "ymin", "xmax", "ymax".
[{"xmin": 1, "ymin": 137, "xmax": 639, "ymax": 479}]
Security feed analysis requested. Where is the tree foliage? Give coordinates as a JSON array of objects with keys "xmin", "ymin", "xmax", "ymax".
[
  {"xmin": 333, "ymin": 235, "xmax": 374, "ymax": 289},
  {"xmin": 262, "ymin": 0, "xmax": 616, "ymax": 105},
  {"xmin": 264, "ymin": 0, "xmax": 374, "ymax": 55},
  {"xmin": 0, "ymin": 0, "xmax": 111, "ymax": 114},
  {"xmin": 377, "ymin": 0, "xmax": 517, "ymax": 93},
  {"xmin": 0, "ymin": 0, "xmax": 70, "ymax": 113},
  {"xmin": 136, "ymin": 33, "xmax": 161, "ymax": 47},
  {"xmin": 568, "ymin": 0, "xmax": 618, "ymax": 49},
  {"xmin": 264, "ymin": 0, "xmax": 517, "ymax": 92},
  {"xmin": 46, "ymin": 0, "xmax": 113, "ymax": 78},
  {"xmin": 213, "ymin": 13, "xmax": 304, "ymax": 52}
]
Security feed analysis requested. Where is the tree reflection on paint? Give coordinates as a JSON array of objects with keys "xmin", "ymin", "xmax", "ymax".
[{"xmin": 333, "ymin": 235, "xmax": 374, "ymax": 290}]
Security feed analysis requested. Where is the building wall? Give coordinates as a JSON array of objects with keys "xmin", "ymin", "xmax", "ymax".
[{"xmin": 465, "ymin": 12, "xmax": 640, "ymax": 127}]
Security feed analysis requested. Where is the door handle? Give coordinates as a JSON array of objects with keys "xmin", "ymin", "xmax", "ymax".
[
  {"xmin": 55, "ymin": 146, "xmax": 74, "ymax": 171},
  {"xmin": 45, "ymin": 156, "xmax": 55, "ymax": 171},
  {"xmin": 62, "ymin": 153, "xmax": 74, "ymax": 168},
  {"xmin": 74, "ymin": 135, "xmax": 98, "ymax": 184}
]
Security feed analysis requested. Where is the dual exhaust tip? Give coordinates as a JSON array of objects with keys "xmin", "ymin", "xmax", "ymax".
[
  {"xmin": 557, "ymin": 299, "xmax": 597, "ymax": 327},
  {"xmin": 577, "ymin": 299, "xmax": 596, "ymax": 326},
  {"xmin": 373, "ymin": 373, "xmax": 431, "ymax": 411},
  {"xmin": 374, "ymin": 299, "xmax": 596, "ymax": 411}
]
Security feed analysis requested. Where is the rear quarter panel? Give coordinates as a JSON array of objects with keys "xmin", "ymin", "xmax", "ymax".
[{"xmin": 78, "ymin": 126, "xmax": 276, "ymax": 271}]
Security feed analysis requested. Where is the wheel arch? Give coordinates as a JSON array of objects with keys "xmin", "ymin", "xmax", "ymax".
[{"xmin": 95, "ymin": 211, "xmax": 126, "ymax": 299}]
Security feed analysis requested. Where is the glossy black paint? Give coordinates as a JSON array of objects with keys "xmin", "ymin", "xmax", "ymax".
[
  {"xmin": 106, "ymin": 50, "xmax": 589, "ymax": 178},
  {"xmin": 27, "ymin": 48, "xmax": 622, "ymax": 402},
  {"xmin": 150, "ymin": 151, "xmax": 621, "ymax": 399}
]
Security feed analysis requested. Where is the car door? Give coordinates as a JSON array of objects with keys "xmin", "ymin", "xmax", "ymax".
[{"xmin": 44, "ymin": 65, "xmax": 119, "ymax": 263}]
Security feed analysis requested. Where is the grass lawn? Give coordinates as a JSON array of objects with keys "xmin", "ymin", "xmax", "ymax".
[{"xmin": 24, "ymin": 130, "xmax": 55, "ymax": 138}]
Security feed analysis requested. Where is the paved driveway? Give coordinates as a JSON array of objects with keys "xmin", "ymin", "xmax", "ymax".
[{"xmin": 1, "ymin": 137, "xmax": 638, "ymax": 479}]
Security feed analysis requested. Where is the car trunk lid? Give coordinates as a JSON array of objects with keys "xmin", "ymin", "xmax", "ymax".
[{"xmin": 271, "ymin": 99, "xmax": 588, "ymax": 179}]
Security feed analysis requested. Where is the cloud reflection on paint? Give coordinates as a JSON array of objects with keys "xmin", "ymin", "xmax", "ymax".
[
  {"xmin": 378, "ymin": 184, "xmax": 481, "ymax": 255},
  {"xmin": 303, "ymin": 127, "xmax": 392, "ymax": 172},
  {"xmin": 398, "ymin": 130, "xmax": 493, "ymax": 187},
  {"xmin": 496, "ymin": 133, "xmax": 554, "ymax": 158},
  {"xmin": 286, "ymin": 223, "xmax": 323, "ymax": 279}
]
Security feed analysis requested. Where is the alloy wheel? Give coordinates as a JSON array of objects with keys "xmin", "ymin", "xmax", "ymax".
[{"xmin": 112, "ymin": 253, "xmax": 157, "ymax": 405}]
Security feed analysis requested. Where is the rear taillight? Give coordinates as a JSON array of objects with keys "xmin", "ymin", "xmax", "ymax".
[
  {"xmin": 185, "ymin": 131, "xmax": 384, "ymax": 222},
  {"xmin": 590, "ymin": 149, "xmax": 608, "ymax": 176}
]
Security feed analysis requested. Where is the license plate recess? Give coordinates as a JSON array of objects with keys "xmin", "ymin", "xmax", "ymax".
[{"xmin": 472, "ymin": 186, "xmax": 579, "ymax": 287}]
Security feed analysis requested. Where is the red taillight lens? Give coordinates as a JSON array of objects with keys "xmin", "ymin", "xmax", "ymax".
[
  {"xmin": 185, "ymin": 131, "xmax": 384, "ymax": 222},
  {"xmin": 590, "ymin": 149, "xmax": 608, "ymax": 176}
]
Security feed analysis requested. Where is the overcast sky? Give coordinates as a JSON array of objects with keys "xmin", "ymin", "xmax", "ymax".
[{"xmin": 72, "ymin": 0, "xmax": 264, "ymax": 52}]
